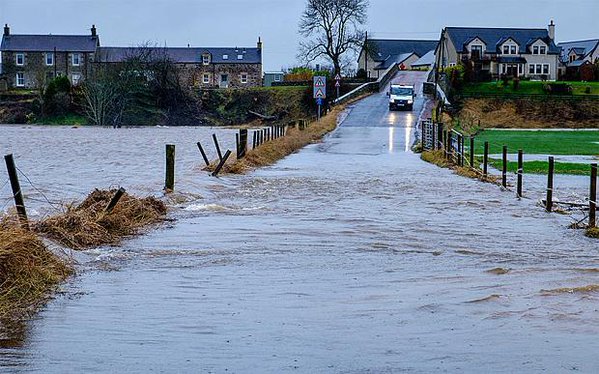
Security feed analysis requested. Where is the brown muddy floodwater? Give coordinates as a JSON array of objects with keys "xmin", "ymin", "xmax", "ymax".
[{"xmin": 0, "ymin": 72, "xmax": 598, "ymax": 373}]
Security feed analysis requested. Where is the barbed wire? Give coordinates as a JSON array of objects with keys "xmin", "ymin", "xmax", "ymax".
[{"xmin": 15, "ymin": 166, "xmax": 65, "ymax": 210}]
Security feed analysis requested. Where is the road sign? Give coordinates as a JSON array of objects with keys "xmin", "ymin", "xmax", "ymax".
[
  {"xmin": 314, "ymin": 88, "xmax": 326, "ymax": 99},
  {"xmin": 335, "ymin": 81, "xmax": 341, "ymax": 87},
  {"xmin": 335, "ymin": 74, "xmax": 341, "ymax": 81},
  {"xmin": 316, "ymin": 98, "xmax": 323, "ymax": 106},
  {"xmin": 313, "ymin": 76, "xmax": 326, "ymax": 88}
]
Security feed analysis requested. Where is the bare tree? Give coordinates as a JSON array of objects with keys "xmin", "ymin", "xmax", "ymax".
[{"xmin": 298, "ymin": 0, "xmax": 369, "ymax": 76}]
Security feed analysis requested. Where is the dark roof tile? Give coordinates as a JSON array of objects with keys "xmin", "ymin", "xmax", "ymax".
[{"xmin": 1, "ymin": 34, "xmax": 99, "ymax": 52}]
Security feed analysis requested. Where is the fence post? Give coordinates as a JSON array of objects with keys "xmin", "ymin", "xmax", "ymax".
[
  {"xmin": 252, "ymin": 131, "xmax": 257, "ymax": 149},
  {"xmin": 460, "ymin": 135, "xmax": 465, "ymax": 166},
  {"xmin": 517, "ymin": 150, "xmax": 523, "ymax": 198},
  {"xmin": 502, "ymin": 145, "xmax": 508, "ymax": 188},
  {"xmin": 437, "ymin": 123, "xmax": 443, "ymax": 150},
  {"xmin": 196, "ymin": 142, "xmax": 210, "ymax": 167},
  {"xmin": 3, "ymin": 154, "xmax": 29, "ymax": 230},
  {"xmin": 212, "ymin": 150, "xmax": 232, "ymax": 177},
  {"xmin": 235, "ymin": 133, "xmax": 240, "ymax": 159},
  {"xmin": 546, "ymin": 156, "xmax": 554, "ymax": 212},
  {"xmin": 212, "ymin": 134, "xmax": 223, "ymax": 161},
  {"xmin": 590, "ymin": 163, "xmax": 597, "ymax": 228},
  {"xmin": 165, "ymin": 144, "xmax": 175, "ymax": 192},
  {"xmin": 239, "ymin": 129, "xmax": 248, "ymax": 158},
  {"xmin": 105, "ymin": 187, "xmax": 126, "ymax": 213},
  {"xmin": 483, "ymin": 141, "xmax": 489, "ymax": 178},
  {"xmin": 469, "ymin": 136, "xmax": 475, "ymax": 168}
]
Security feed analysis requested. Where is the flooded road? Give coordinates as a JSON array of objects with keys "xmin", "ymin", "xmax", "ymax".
[{"xmin": 1, "ymin": 71, "xmax": 599, "ymax": 373}]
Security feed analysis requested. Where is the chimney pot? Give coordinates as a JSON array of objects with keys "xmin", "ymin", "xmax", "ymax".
[
  {"xmin": 257, "ymin": 37, "xmax": 262, "ymax": 50},
  {"xmin": 3, "ymin": 24, "xmax": 10, "ymax": 37},
  {"xmin": 91, "ymin": 24, "xmax": 97, "ymax": 37},
  {"xmin": 548, "ymin": 20, "xmax": 555, "ymax": 40}
]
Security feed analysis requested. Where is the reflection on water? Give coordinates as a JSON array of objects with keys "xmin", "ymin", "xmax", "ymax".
[{"xmin": 0, "ymin": 72, "xmax": 598, "ymax": 372}]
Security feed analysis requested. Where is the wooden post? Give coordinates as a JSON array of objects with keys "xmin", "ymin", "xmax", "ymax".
[
  {"xmin": 235, "ymin": 133, "xmax": 240, "ymax": 159},
  {"xmin": 212, "ymin": 150, "xmax": 232, "ymax": 177},
  {"xmin": 431, "ymin": 123, "xmax": 436, "ymax": 151},
  {"xmin": 483, "ymin": 141, "xmax": 489, "ymax": 177},
  {"xmin": 165, "ymin": 144, "xmax": 175, "ymax": 192},
  {"xmin": 105, "ymin": 187, "xmax": 126, "ymax": 213},
  {"xmin": 212, "ymin": 134, "xmax": 223, "ymax": 161},
  {"xmin": 4, "ymin": 154, "xmax": 28, "ymax": 229},
  {"xmin": 252, "ymin": 131, "xmax": 257, "ymax": 149},
  {"xmin": 460, "ymin": 135, "xmax": 465, "ymax": 166},
  {"xmin": 546, "ymin": 156, "xmax": 554, "ymax": 212},
  {"xmin": 502, "ymin": 145, "xmax": 508, "ymax": 188},
  {"xmin": 469, "ymin": 136, "xmax": 475, "ymax": 168},
  {"xmin": 517, "ymin": 150, "xmax": 523, "ymax": 198},
  {"xmin": 590, "ymin": 163, "xmax": 597, "ymax": 228},
  {"xmin": 239, "ymin": 129, "xmax": 248, "ymax": 158},
  {"xmin": 437, "ymin": 123, "xmax": 443, "ymax": 150},
  {"xmin": 196, "ymin": 142, "xmax": 210, "ymax": 167}
]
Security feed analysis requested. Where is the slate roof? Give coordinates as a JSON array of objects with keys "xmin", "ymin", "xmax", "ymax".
[
  {"xmin": 96, "ymin": 46, "xmax": 261, "ymax": 64},
  {"xmin": 1, "ymin": 34, "xmax": 99, "ymax": 52},
  {"xmin": 367, "ymin": 39, "xmax": 438, "ymax": 63},
  {"xmin": 445, "ymin": 27, "xmax": 560, "ymax": 54},
  {"xmin": 412, "ymin": 50, "xmax": 435, "ymax": 67},
  {"xmin": 558, "ymin": 39, "xmax": 599, "ymax": 63}
]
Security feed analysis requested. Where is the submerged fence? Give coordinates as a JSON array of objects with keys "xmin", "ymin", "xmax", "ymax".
[{"xmin": 421, "ymin": 120, "xmax": 598, "ymax": 230}]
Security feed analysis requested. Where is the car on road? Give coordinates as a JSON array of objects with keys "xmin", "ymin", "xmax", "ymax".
[{"xmin": 388, "ymin": 84, "xmax": 415, "ymax": 111}]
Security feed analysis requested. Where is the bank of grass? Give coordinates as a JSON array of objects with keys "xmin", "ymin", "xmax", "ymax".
[
  {"xmin": 489, "ymin": 158, "xmax": 594, "ymax": 176},
  {"xmin": 0, "ymin": 216, "xmax": 72, "ymax": 319},
  {"xmin": 35, "ymin": 189, "xmax": 167, "ymax": 250},
  {"xmin": 587, "ymin": 227, "xmax": 599, "ymax": 239},
  {"xmin": 39, "ymin": 114, "xmax": 87, "ymax": 126},
  {"xmin": 421, "ymin": 150, "xmax": 498, "ymax": 183},
  {"xmin": 474, "ymin": 129, "xmax": 599, "ymax": 155},
  {"xmin": 462, "ymin": 81, "xmax": 599, "ymax": 96}
]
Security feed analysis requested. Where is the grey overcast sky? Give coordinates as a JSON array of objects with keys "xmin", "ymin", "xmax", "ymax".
[{"xmin": 0, "ymin": 0, "xmax": 597, "ymax": 71}]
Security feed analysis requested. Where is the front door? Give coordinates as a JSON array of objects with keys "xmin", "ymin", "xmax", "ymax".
[
  {"xmin": 220, "ymin": 74, "xmax": 229, "ymax": 88},
  {"xmin": 506, "ymin": 64, "xmax": 519, "ymax": 77}
]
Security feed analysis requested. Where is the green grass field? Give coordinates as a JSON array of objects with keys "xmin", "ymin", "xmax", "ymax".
[
  {"xmin": 461, "ymin": 81, "xmax": 599, "ymax": 96},
  {"xmin": 488, "ymin": 159, "xmax": 594, "ymax": 176},
  {"xmin": 474, "ymin": 130, "xmax": 599, "ymax": 155}
]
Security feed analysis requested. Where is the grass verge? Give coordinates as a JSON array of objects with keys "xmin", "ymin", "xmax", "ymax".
[
  {"xmin": 35, "ymin": 189, "xmax": 167, "ymax": 250},
  {"xmin": 462, "ymin": 81, "xmax": 599, "ymax": 96},
  {"xmin": 421, "ymin": 150, "xmax": 499, "ymax": 183},
  {"xmin": 489, "ymin": 159, "xmax": 595, "ymax": 176},
  {"xmin": 0, "ymin": 216, "xmax": 72, "ymax": 320}
]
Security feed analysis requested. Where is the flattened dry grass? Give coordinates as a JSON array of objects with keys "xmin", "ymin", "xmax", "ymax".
[
  {"xmin": 208, "ymin": 106, "xmax": 345, "ymax": 175},
  {"xmin": 34, "ymin": 189, "xmax": 167, "ymax": 250},
  {"xmin": 421, "ymin": 150, "xmax": 500, "ymax": 184},
  {"xmin": 0, "ymin": 216, "xmax": 72, "ymax": 319},
  {"xmin": 586, "ymin": 227, "xmax": 599, "ymax": 239}
]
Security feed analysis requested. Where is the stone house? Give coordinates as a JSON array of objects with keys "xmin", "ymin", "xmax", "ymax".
[
  {"xmin": 435, "ymin": 21, "xmax": 561, "ymax": 81},
  {"xmin": 95, "ymin": 39, "xmax": 263, "ymax": 89},
  {"xmin": 0, "ymin": 24, "xmax": 99, "ymax": 88},
  {"xmin": 357, "ymin": 38, "xmax": 438, "ymax": 78}
]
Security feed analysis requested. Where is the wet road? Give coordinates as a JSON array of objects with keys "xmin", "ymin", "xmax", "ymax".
[{"xmin": 1, "ymin": 71, "xmax": 599, "ymax": 373}]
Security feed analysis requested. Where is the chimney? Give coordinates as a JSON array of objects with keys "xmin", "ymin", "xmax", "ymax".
[
  {"xmin": 91, "ymin": 24, "xmax": 97, "ymax": 37},
  {"xmin": 548, "ymin": 20, "xmax": 555, "ymax": 40},
  {"xmin": 257, "ymin": 37, "xmax": 262, "ymax": 50},
  {"xmin": 3, "ymin": 24, "xmax": 9, "ymax": 37}
]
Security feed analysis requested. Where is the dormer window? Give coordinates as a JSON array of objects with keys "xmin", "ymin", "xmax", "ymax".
[
  {"xmin": 202, "ymin": 53, "xmax": 211, "ymax": 65},
  {"xmin": 237, "ymin": 54, "xmax": 243, "ymax": 60},
  {"xmin": 532, "ymin": 45, "xmax": 547, "ymax": 55},
  {"xmin": 540, "ymin": 46, "xmax": 546, "ymax": 54},
  {"xmin": 503, "ymin": 44, "xmax": 517, "ymax": 55},
  {"xmin": 223, "ymin": 54, "xmax": 229, "ymax": 60}
]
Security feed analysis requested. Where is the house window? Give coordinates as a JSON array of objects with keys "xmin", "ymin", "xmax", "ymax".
[
  {"xmin": 16, "ymin": 72, "xmax": 25, "ymax": 87},
  {"xmin": 46, "ymin": 53, "xmax": 54, "ymax": 66},
  {"xmin": 543, "ymin": 64, "xmax": 549, "ymax": 74},
  {"xmin": 570, "ymin": 54, "xmax": 576, "ymax": 63},
  {"xmin": 71, "ymin": 73, "xmax": 81, "ymax": 85},
  {"xmin": 72, "ymin": 53, "xmax": 81, "ymax": 66},
  {"xmin": 274, "ymin": 75, "xmax": 281, "ymax": 82},
  {"xmin": 202, "ymin": 54, "xmax": 210, "ymax": 65},
  {"xmin": 529, "ymin": 64, "xmax": 535, "ymax": 74},
  {"xmin": 503, "ymin": 45, "xmax": 510, "ymax": 55},
  {"xmin": 203, "ymin": 73, "xmax": 210, "ymax": 84},
  {"xmin": 223, "ymin": 54, "xmax": 229, "ymax": 60},
  {"xmin": 540, "ymin": 46, "xmax": 546, "ymax": 54},
  {"xmin": 533, "ymin": 46, "xmax": 539, "ymax": 54},
  {"xmin": 536, "ymin": 64, "xmax": 543, "ymax": 74},
  {"xmin": 511, "ymin": 45, "xmax": 517, "ymax": 54},
  {"xmin": 240, "ymin": 73, "xmax": 248, "ymax": 84},
  {"xmin": 15, "ymin": 53, "xmax": 24, "ymax": 66},
  {"xmin": 237, "ymin": 54, "xmax": 243, "ymax": 60}
]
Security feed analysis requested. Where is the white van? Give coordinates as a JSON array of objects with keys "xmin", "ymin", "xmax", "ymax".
[{"xmin": 388, "ymin": 84, "xmax": 415, "ymax": 111}]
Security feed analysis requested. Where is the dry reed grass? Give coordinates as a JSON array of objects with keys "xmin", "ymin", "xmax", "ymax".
[
  {"xmin": 0, "ymin": 216, "xmax": 72, "ymax": 319},
  {"xmin": 586, "ymin": 227, "xmax": 599, "ymax": 239},
  {"xmin": 34, "ymin": 189, "xmax": 167, "ymax": 250},
  {"xmin": 421, "ymin": 150, "xmax": 500, "ymax": 184}
]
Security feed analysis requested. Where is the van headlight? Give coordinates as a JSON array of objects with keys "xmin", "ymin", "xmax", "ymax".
[{"xmin": 407, "ymin": 99, "xmax": 413, "ymax": 104}]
